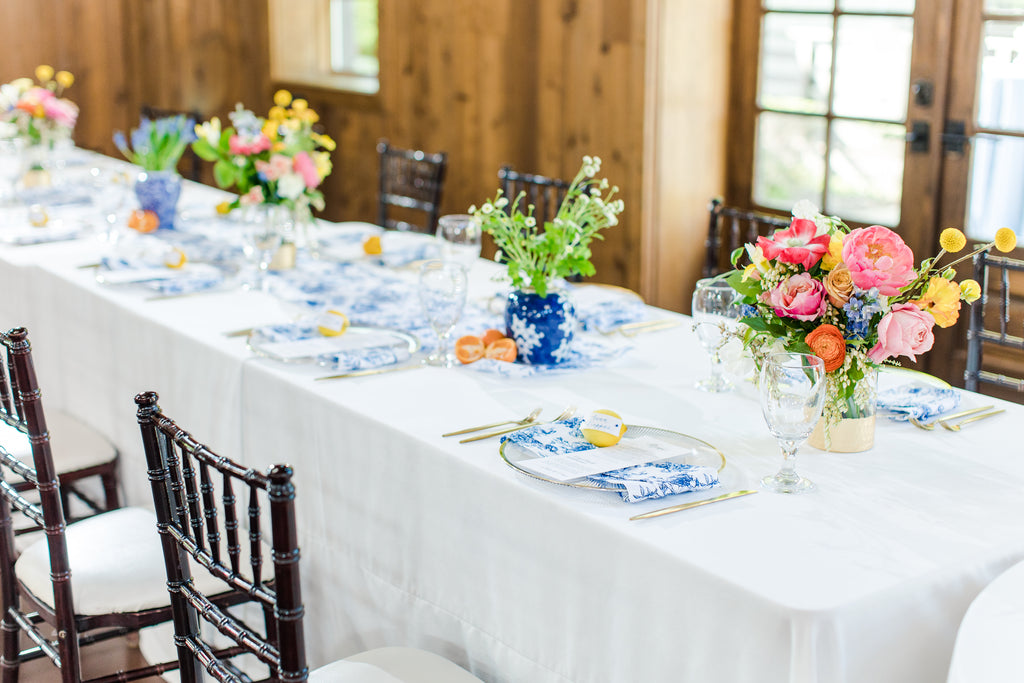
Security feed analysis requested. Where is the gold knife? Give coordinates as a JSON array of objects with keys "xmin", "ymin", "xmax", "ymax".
[
  {"xmin": 629, "ymin": 490, "xmax": 758, "ymax": 521},
  {"xmin": 315, "ymin": 363, "xmax": 425, "ymax": 381}
]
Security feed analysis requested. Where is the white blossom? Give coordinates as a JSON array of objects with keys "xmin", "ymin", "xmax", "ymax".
[
  {"xmin": 524, "ymin": 217, "xmax": 536, "ymax": 228},
  {"xmin": 495, "ymin": 197, "xmax": 509, "ymax": 208}
]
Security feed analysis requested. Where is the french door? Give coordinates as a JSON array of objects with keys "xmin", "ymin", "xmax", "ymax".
[{"xmin": 729, "ymin": 0, "xmax": 1024, "ymax": 386}]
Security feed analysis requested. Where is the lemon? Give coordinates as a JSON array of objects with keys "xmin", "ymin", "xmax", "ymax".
[
  {"xmin": 27, "ymin": 204, "xmax": 48, "ymax": 227},
  {"xmin": 581, "ymin": 409, "xmax": 627, "ymax": 448},
  {"xmin": 163, "ymin": 247, "xmax": 188, "ymax": 269},
  {"xmin": 363, "ymin": 235, "xmax": 382, "ymax": 255},
  {"xmin": 317, "ymin": 309, "xmax": 350, "ymax": 337}
]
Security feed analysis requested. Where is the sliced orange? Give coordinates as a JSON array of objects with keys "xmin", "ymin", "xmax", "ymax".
[
  {"xmin": 481, "ymin": 328, "xmax": 506, "ymax": 347},
  {"xmin": 128, "ymin": 209, "xmax": 159, "ymax": 233},
  {"xmin": 363, "ymin": 235, "xmax": 382, "ymax": 255},
  {"xmin": 454, "ymin": 335, "xmax": 485, "ymax": 364},
  {"xmin": 485, "ymin": 338, "xmax": 517, "ymax": 363}
]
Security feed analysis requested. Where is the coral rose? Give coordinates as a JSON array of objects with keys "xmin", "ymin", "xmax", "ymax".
[
  {"xmin": 766, "ymin": 272, "xmax": 827, "ymax": 321},
  {"xmin": 805, "ymin": 324, "xmax": 846, "ymax": 372},
  {"xmin": 867, "ymin": 303, "xmax": 935, "ymax": 363},
  {"xmin": 824, "ymin": 264, "xmax": 854, "ymax": 308},
  {"xmin": 756, "ymin": 218, "xmax": 831, "ymax": 271},
  {"xmin": 841, "ymin": 225, "xmax": 916, "ymax": 296},
  {"xmin": 911, "ymin": 276, "xmax": 962, "ymax": 328}
]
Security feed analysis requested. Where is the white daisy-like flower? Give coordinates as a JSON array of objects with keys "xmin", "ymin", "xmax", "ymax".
[
  {"xmin": 524, "ymin": 217, "xmax": 536, "ymax": 228},
  {"xmin": 791, "ymin": 199, "xmax": 819, "ymax": 220},
  {"xmin": 482, "ymin": 203, "xmax": 494, "ymax": 215},
  {"xmin": 468, "ymin": 205, "xmax": 476, "ymax": 214},
  {"xmin": 276, "ymin": 173, "xmax": 305, "ymax": 200},
  {"xmin": 495, "ymin": 197, "xmax": 509, "ymax": 208}
]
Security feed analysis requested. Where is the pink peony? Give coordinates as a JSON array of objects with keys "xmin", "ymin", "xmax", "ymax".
[
  {"xmin": 239, "ymin": 186, "xmax": 265, "ymax": 206},
  {"xmin": 255, "ymin": 154, "xmax": 292, "ymax": 181},
  {"xmin": 292, "ymin": 151, "xmax": 321, "ymax": 189},
  {"xmin": 228, "ymin": 134, "xmax": 272, "ymax": 156},
  {"xmin": 841, "ymin": 225, "xmax": 915, "ymax": 296},
  {"xmin": 867, "ymin": 303, "xmax": 935, "ymax": 363},
  {"xmin": 43, "ymin": 97, "xmax": 77, "ymax": 127},
  {"xmin": 756, "ymin": 218, "xmax": 830, "ymax": 270},
  {"xmin": 766, "ymin": 272, "xmax": 827, "ymax": 321}
]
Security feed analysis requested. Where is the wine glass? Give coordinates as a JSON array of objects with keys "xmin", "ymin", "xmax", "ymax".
[
  {"xmin": 0, "ymin": 137, "xmax": 23, "ymax": 206},
  {"xmin": 436, "ymin": 214, "xmax": 482, "ymax": 269},
  {"xmin": 243, "ymin": 206, "xmax": 283, "ymax": 292},
  {"xmin": 90, "ymin": 167, "xmax": 130, "ymax": 244},
  {"xmin": 418, "ymin": 260, "xmax": 468, "ymax": 367},
  {"xmin": 692, "ymin": 278, "xmax": 741, "ymax": 392},
  {"xmin": 759, "ymin": 352, "xmax": 827, "ymax": 494}
]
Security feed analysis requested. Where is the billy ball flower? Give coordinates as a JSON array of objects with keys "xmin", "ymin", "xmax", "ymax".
[
  {"xmin": 995, "ymin": 227, "xmax": 1017, "ymax": 253},
  {"xmin": 939, "ymin": 228, "xmax": 967, "ymax": 253}
]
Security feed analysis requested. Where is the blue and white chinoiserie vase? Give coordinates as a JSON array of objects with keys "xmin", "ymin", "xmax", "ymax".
[
  {"xmin": 134, "ymin": 170, "xmax": 182, "ymax": 230},
  {"xmin": 505, "ymin": 288, "xmax": 576, "ymax": 365}
]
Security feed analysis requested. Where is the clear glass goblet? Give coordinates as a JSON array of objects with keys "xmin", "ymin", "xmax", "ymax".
[
  {"xmin": 89, "ymin": 167, "xmax": 130, "ymax": 244},
  {"xmin": 692, "ymin": 278, "xmax": 741, "ymax": 392},
  {"xmin": 759, "ymin": 352, "xmax": 827, "ymax": 494},
  {"xmin": 243, "ymin": 205, "xmax": 284, "ymax": 292},
  {"xmin": 418, "ymin": 260, "xmax": 468, "ymax": 367},
  {"xmin": 0, "ymin": 137, "xmax": 23, "ymax": 206},
  {"xmin": 436, "ymin": 214, "xmax": 482, "ymax": 269}
]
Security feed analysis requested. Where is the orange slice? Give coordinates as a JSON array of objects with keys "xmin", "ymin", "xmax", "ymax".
[
  {"xmin": 484, "ymin": 338, "xmax": 517, "ymax": 363},
  {"xmin": 128, "ymin": 209, "xmax": 159, "ymax": 233},
  {"xmin": 454, "ymin": 335, "xmax": 485, "ymax": 364}
]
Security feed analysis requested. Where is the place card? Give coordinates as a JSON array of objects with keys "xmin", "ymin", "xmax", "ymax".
[
  {"xmin": 516, "ymin": 436, "xmax": 695, "ymax": 483},
  {"xmin": 260, "ymin": 332, "xmax": 399, "ymax": 360}
]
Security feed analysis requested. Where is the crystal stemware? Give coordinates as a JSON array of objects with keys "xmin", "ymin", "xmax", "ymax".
[
  {"xmin": 759, "ymin": 352, "xmax": 827, "ymax": 494},
  {"xmin": 692, "ymin": 278, "xmax": 741, "ymax": 392},
  {"xmin": 436, "ymin": 214, "xmax": 482, "ymax": 269},
  {"xmin": 243, "ymin": 206, "xmax": 284, "ymax": 292},
  {"xmin": 418, "ymin": 260, "xmax": 468, "ymax": 367},
  {"xmin": 90, "ymin": 167, "xmax": 130, "ymax": 244},
  {"xmin": 0, "ymin": 137, "xmax": 23, "ymax": 206}
]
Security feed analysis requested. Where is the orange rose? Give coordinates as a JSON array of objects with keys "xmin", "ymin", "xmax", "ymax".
[
  {"xmin": 805, "ymin": 324, "xmax": 846, "ymax": 373},
  {"xmin": 824, "ymin": 264, "xmax": 854, "ymax": 308}
]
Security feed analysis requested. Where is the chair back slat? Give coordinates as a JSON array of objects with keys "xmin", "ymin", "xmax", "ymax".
[
  {"xmin": 179, "ymin": 444, "xmax": 207, "ymax": 555},
  {"xmin": 199, "ymin": 461, "xmax": 221, "ymax": 561},
  {"xmin": 703, "ymin": 198, "xmax": 791, "ymax": 278},
  {"xmin": 377, "ymin": 140, "xmax": 448, "ymax": 234},
  {"xmin": 965, "ymin": 251, "xmax": 1024, "ymax": 396},
  {"xmin": 498, "ymin": 166, "xmax": 571, "ymax": 227},
  {"xmin": 136, "ymin": 392, "xmax": 307, "ymax": 683}
]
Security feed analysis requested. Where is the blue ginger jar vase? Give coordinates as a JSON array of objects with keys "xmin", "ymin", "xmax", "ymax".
[
  {"xmin": 505, "ymin": 288, "xmax": 576, "ymax": 365},
  {"xmin": 134, "ymin": 170, "xmax": 182, "ymax": 230}
]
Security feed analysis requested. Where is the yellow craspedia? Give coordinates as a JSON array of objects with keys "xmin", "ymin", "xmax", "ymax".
[
  {"xmin": 55, "ymin": 70, "xmax": 74, "ymax": 89},
  {"xmin": 939, "ymin": 227, "xmax": 966, "ymax": 253},
  {"xmin": 34, "ymin": 64, "xmax": 54, "ymax": 83},
  {"xmin": 960, "ymin": 279, "xmax": 981, "ymax": 304},
  {"xmin": 273, "ymin": 89, "xmax": 293, "ymax": 107},
  {"xmin": 994, "ymin": 227, "xmax": 1017, "ymax": 253},
  {"xmin": 291, "ymin": 98, "xmax": 308, "ymax": 113},
  {"xmin": 581, "ymin": 409, "xmax": 627, "ymax": 448},
  {"xmin": 268, "ymin": 105, "xmax": 287, "ymax": 123},
  {"xmin": 312, "ymin": 132, "xmax": 337, "ymax": 152}
]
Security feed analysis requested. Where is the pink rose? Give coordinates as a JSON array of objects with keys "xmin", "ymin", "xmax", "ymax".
[
  {"xmin": 867, "ymin": 303, "xmax": 935, "ymax": 363},
  {"xmin": 841, "ymin": 225, "xmax": 915, "ymax": 296},
  {"xmin": 256, "ymin": 154, "xmax": 292, "ymax": 181},
  {"xmin": 766, "ymin": 272, "xmax": 827, "ymax": 321},
  {"xmin": 228, "ymin": 134, "xmax": 272, "ymax": 156},
  {"xmin": 292, "ymin": 151, "xmax": 321, "ymax": 189},
  {"xmin": 756, "ymin": 218, "xmax": 831, "ymax": 270},
  {"xmin": 239, "ymin": 186, "xmax": 265, "ymax": 206}
]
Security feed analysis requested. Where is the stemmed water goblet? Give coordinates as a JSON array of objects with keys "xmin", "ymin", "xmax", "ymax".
[
  {"xmin": 90, "ymin": 167, "xmax": 130, "ymax": 244},
  {"xmin": 436, "ymin": 214, "xmax": 482, "ymax": 269},
  {"xmin": 692, "ymin": 278, "xmax": 741, "ymax": 392},
  {"xmin": 418, "ymin": 260, "xmax": 468, "ymax": 367},
  {"xmin": 0, "ymin": 137, "xmax": 23, "ymax": 206},
  {"xmin": 759, "ymin": 352, "xmax": 827, "ymax": 494},
  {"xmin": 243, "ymin": 206, "xmax": 283, "ymax": 292}
]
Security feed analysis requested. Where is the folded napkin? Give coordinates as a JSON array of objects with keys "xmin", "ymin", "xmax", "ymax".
[
  {"xmin": 99, "ymin": 248, "xmax": 225, "ymax": 294},
  {"xmin": 320, "ymin": 345, "xmax": 412, "ymax": 372},
  {"xmin": 0, "ymin": 219, "xmax": 85, "ymax": 245},
  {"xmin": 377, "ymin": 236, "xmax": 439, "ymax": 268},
  {"xmin": 16, "ymin": 186, "xmax": 92, "ymax": 207},
  {"xmin": 464, "ymin": 337, "xmax": 629, "ymax": 378},
  {"xmin": 877, "ymin": 384, "xmax": 962, "ymax": 422},
  {"xmin": 251, "ymin": 321, "xmax": 411, "ymax": 370},
  {"xmin": 502, "ymin": 417, "xmax": 720, "ymax": 502}
]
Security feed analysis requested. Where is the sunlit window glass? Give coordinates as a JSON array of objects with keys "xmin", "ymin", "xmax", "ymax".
[{"xmin": 330, "ymin": 0, "xmax": 379, "ymax": 78}]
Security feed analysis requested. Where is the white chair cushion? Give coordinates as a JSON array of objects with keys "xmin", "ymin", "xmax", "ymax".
[
  {"xmin": 947, "ymin": 559, "xmax": 1024, "ymax": 683},
  {"xmin": 310, "ymin": 659, "xmax": 405, "ymax": 683},
  {"xmin": 0, "ymin": 408, "xmax": 116, "ymax": 472},
  {"xmin": 342, "ymin": 647, "xmax": 483, "ymax": 683},
  {"xmin": 15, "ymin": 506, "xmax": 270, "ymax": 616}
]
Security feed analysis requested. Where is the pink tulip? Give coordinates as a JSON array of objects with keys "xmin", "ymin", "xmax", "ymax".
[
  {"xmin": 766, "ymin": 272, "xmax": 827, "ymax": 321},
  {"xmin": 292, "ymin": 151, "xmax": 321, "ymax": 189},
  {"xmin": 867, "ymin": 303, "xmax": 935, "ymax": 363},
  {"xmin": 756, "ymin": 218, "xmax": 831, "ymax": 271},
  {"xmin": 841, "ymin": 225, "xmax": 915, "ymax": 296}
]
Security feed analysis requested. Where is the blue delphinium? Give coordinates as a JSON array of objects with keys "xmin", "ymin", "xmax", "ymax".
[
  {"xmin": 843, "ymin": 288, "xmax": 882, "ymax": 340},
  {"xmin": 113, "ymin": 114, "xmax": 196, "ymax": 171}
]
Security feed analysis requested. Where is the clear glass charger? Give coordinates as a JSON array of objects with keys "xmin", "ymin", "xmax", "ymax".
[{"xmin": 245, "ymin": 324, "xmax": 419, "ymax": 366}]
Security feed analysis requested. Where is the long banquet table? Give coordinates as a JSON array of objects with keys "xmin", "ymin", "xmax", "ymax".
[{"xmin": 3, "ymin": 151, "xmax": 1024, "ymax": 683}]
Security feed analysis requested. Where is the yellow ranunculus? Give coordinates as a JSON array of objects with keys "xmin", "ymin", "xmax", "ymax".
[
  {"xmin": 273, "ymin": 89, "xmax": 293, "ymax": 107},
  {"xmin": 959, "ymin": 279, "xmax": 981, "ymax": 304},
  {"xmin": 821, "ymin": 233, "xmax": 844, "ymax": 271},
  {"xmin": 912, "ymin": 276, "xmax": 962, "ymax": 328},
  {"xmin": 35, "ymin": 64, "xmax": 54, "ymax": 83}
]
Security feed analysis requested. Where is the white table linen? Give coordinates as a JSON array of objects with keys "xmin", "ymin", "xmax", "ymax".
[{"xmin": 3, "ymin": 151, "xmax": 1024, "ymax": 682}]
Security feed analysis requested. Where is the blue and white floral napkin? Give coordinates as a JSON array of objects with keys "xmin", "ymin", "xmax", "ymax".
[
  {"xmin": 502, "ymin": 417, "xmax": 720, "ymax": 503},
  {"xmin": 877, "ymin": 385, "xmax": 962, "ymax": 422},
  {"xmin": 250, "ymin": 321, "xmax": 411, "ymax": 371},
  {"xmin": 99, "ymin": 248, "xmax": 225, "ymax": 295}
]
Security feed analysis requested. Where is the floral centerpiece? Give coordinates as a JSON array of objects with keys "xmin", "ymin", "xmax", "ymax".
[
  {"xmin": 0, "ymin": 65, "xmax": 77, "ymax": 147},
  {"xmin": 191, "ymin": 89, "xmax": 335, "ymax": 217},
  {"xmin": 724, "ymin": 200, "xmax": 1017, "ymax": 451},
  {"xmin": 470, "ymin": 155, "xmax": 623, "ymax": 364}
]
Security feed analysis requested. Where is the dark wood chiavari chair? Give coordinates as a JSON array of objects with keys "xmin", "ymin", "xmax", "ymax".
[
  {"xmin": 497, "ymin": 165, "xmax": 571, "ymax": 227},
  {"xmin": 704, "ymin": 198, "xmax": 791, "ymax": 278},
  {"xmin": 136, "ymin": 391, "xmax": 485, "ymax": 682},
  {"xmin": 377, "ymin": 140, "xmax": 448, "ymax": 234},
  {"xmin": 965, "ymin": 251, "xmax": 1024, "ymax": 396},
  {"xmin": 139, "ymin": 104, "xmax": 203, "ymax": 182}
]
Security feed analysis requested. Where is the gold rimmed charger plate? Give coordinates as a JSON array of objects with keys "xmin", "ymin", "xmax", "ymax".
[
  {"xmin": 246, "ymin": 325, "xmax": 420, "ymax": 366},
  {"xmin": 499, "ymin": 424, "xmax": 725, "ymax": 492},
  {"xmin": 570, "ymin": 281, "xmax": 645, "ymax": 303}
]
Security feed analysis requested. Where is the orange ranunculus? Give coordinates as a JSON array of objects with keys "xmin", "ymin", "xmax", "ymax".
[
  {"xmin": 805, "ymin": 324, "xmax": 847, "ymax": 373},
  {"xmin": 911, "ymin": 276, "xmax": 962, "ymax": 328}
]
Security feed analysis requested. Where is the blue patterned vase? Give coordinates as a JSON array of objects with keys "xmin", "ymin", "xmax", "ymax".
[
  {"xmin": 505, "ymin": 288, "xmax": 576, "ymax": 365},
  {"xmin": 134, "ymin": 170, "xmax": 182, "ymax": 230}
]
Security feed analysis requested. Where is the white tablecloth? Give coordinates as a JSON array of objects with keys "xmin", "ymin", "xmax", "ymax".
[{"xmin": 4, "ymin": 151, "xmax": 1024, "ymax": 682}]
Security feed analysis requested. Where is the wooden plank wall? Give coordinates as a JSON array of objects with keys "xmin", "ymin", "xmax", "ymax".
[{"xmin": 0, "ymin": 0, "xmax": 727, "ymax": 310}]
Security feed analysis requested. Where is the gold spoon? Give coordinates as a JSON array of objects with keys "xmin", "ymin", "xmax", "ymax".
[{"xmin": 909, "ymin": 405, "xmax": 994, "ymax": 431}]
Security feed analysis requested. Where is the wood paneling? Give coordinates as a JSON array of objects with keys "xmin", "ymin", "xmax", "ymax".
[{"xmin": 0, "ymin": 0, "xmax": 731, "ymax": 311}]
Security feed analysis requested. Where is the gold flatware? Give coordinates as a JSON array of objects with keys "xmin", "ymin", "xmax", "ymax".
[
  {"xmin": 314, "ymin": 362, "xmax": 425, "ymax": 381},
  {"xmin": 443, "ymin": 407, "xmax": 543, "ymax": 437},
  {"xmin": 459, "ymin": 405, "xmax": 577, "ymax": 444},
  {"xmin": 77, "ymin": 262, "xmax": 101, "ymax": 269},
  {"xmin": 616, "ymin": 319, "xmax": 681, "ymax": 337},
  {"xmin": 223, "ymin": 327, "xmax": 254, "ymax": 338},
  {"xmin": 939, "ymin": 408, "xmax": 1005, "ymax": 432},
  {"xmin": 629, "ymin": 490, "xmax": 758, "ymax": 521},
  {"xmin": 909, "ymin": 405, "xmax": 994, "ymax": 431}
]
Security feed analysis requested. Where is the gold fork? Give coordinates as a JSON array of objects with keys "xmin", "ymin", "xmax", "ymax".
[
  {"xmin": 940, "ymin": 408, "xmax": 1005, "ymax": 432},
  {"xmin": 909, "ymin": 405, "xmax": 994, "ymax": 431},
  {"xmin": 443, "ymin": 407, "xmax": 543, "ymax": 437},
  {"xmin": 459, "ymin": 405, "xmax": 577, "ymax": 444}
]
